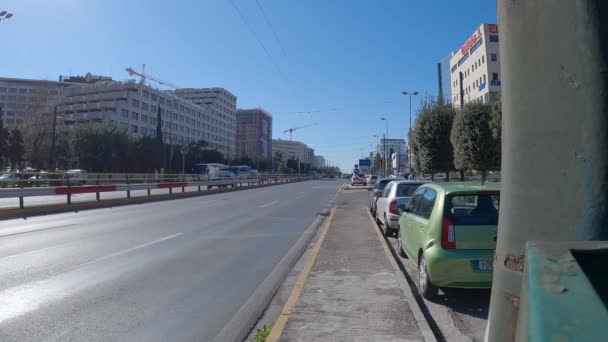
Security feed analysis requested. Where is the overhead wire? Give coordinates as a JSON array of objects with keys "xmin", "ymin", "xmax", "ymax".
[
  {"xmin": 254, "ymin": 0, "xmax": 288, "ymax": 58},
  {"xmin": 229, "ymin": 0, "xmax": 288, "ymax": 83}
]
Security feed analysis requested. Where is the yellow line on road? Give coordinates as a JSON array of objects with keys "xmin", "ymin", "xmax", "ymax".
[{"xmin": 266, "ymin": 207, "xmax": 336, "ymax": 342}]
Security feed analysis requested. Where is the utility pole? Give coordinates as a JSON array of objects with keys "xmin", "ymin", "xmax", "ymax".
[{"xmin": 486, "ymin": 2, "xmax": 608, "ymax": 341}]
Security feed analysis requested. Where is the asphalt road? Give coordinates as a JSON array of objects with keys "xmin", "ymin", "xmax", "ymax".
[{"xmin": 0, "ymin": 179, "xmax": 344, "ymax": 342}]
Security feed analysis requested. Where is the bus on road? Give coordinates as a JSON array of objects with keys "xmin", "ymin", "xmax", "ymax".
[
  {"xmin": 227, "ymin": 165, "xmax": 252, "ymax": 180},
  {"xmin": 192, "ymin": 163, "xmax": 227, "ymax": 181}
]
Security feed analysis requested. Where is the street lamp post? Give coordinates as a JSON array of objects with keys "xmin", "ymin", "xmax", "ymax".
[
  {"xmin": 402, "ymin": 91, "xmax": 419, "ymax": 173},
  {"xmin": 380, "ymin": 118, "xmax": 388, "ymax": 177}
]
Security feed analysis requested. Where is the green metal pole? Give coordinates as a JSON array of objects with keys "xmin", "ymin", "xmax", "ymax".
[{"xmin": 487, "ymin": 1, "xmax": 608, "ymax": 341}]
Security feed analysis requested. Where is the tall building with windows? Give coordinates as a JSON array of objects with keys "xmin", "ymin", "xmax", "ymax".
[
  {"xmin": 449, "ymin": 23, "xmax": 501, "ymax": 108},
  {"xmin": 314, "ymin": 155, "xmax": 326, "ymax": 169},
  {"xmin": 235, "ymin": 108, "xmax": 272, "ymax": 163},
  {"xmin": 55, "ymin": 81, "xmax": 215, "ymax": 148},
  {"xmin": 438, "ymin": 53, "xmax": 454, "ymax": 104},
  {"xmin": 0, "ymin": 76, "xmax": 82, "ymax": 128},
  {"xmin": 173, "ymin": 88, "xmax": 237, "ymax": 159}
]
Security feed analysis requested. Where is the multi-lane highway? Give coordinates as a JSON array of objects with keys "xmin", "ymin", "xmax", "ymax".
[{"xmin": 0, "ymin": 179, "xmax": 343, "ymax": 341}]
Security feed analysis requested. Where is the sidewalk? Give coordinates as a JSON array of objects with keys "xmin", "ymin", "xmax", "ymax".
[{"xmin": 271, "ymin": 205, "xmax": 433, "ymax": 341}]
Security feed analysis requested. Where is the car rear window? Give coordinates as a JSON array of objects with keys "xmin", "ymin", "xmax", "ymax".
[
  {"xmin": 376, "ymin": 180, "xmax": 391, "ymax": 190},
  {"xmin": 396, "ymin": 184, "xmax": 421, "ymax": 197},
  {"xmin": 445, "ymin": 193, "xmax": 499, "ymax": 225}
]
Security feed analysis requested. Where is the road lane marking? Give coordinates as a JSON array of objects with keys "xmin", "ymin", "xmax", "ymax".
[
  {"xmin": 260, "ymin": 200, "xmax": 279, "ymax": 208},
  {"xmin": 267, "ymin": 208, "xmax": 336, "ymax": 342},
  {"xmin": 297, "ymin": 192, "xmax": 305, "ymax": 195},
  {"xmin": 0, "ymin": 232, "xmax": 183, "ymax": 324},
  {"xmin": 84, "ymin": 233, "xmax": 183, "ymax": 266}
]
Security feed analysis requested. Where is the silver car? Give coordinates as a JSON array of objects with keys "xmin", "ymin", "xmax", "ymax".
[
  {"xmin": 375, "ymin": 180, "xmax": 426, "ymax": 237},
  {"xmin": 369, "ymin": 177, "xmax": 403, "ymax": 216}
]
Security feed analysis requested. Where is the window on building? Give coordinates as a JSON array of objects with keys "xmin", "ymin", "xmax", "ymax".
[
  {"xmin": 482, "ymin": 55, "xmax": 485, "ymax": 63},
  {"xmin": 166, "ymin": 100, "xmax": 172, "ymax": 107},
  {"xmin": 151, "ymin": 93, "xmax": 158, "ymax": 101},
  {"xmin": 121, "ymin": 109, "xmax": 129, "ymax": 118},
  {"xmin": 491, "ymin": 53, "xmax": 497, "ymax": 62},
  {"xmin": 180, "ymin": 105, "xmax": 184, "ymax": 111},
  {"xmin": 0, "ymin": 87, "xmax": 6, "ymax": 92},
  {"xmin": 8, "ymin": 95, "xmax": 16, "ymax": 101},
  {"xmin": 8, "ymin": 88, "xmax": 16, "ymax": 93},
  {"xmin": 173, "ymin": 102, "xmax": 179, "ymax": 109},
  {"xmin": 131, "ymin": 125, "xmax": 138, "ymax": 133},
  {"xmin": 159, "ymin": 97, "xmax": 165, "ymax": 104},
  {"xmin": 142, "ymin": 90, "xmax": 149, "ymax": 98},
  {"xmin": 483, "ymin": 74, "xmax": 487, "ymax": 83},
  {"xmin": 131, "ymin": 112, "xmax": 139, "ymax": 121},
  {"xmin": 141, "ymin": 114, "xmax": 148, "ymax": 123},
  {"xmin": 492, "ymin": 72, "xmax": 499, "ymax": 81},
  {"xmin": 151, "ymin": 105, "xmax": 157, "ymax": 113},
  {"xmin": 489, "ymin": 35, "xmax": 499, "ymax": 42},
  {"xmin": 141, "ymin": 102, "xmax": 149, "ymax": 111},
  {"xmin": 131, "ymin": 99, "xmax": 139, "ymax": 108},
  {"xmin": 150, "ymin": 117, "xmax": 157, "ymax": 125},
  {"xmin": 173, "ymin": 112, "xmax": 178, "ymax": 120},
  {"xmin": 18, "ymin": 88, "xmax": 27, "ymax": 94},
  {"xmin": 179, "ymin": 115, "xmax": 184, "ymax": 122}
]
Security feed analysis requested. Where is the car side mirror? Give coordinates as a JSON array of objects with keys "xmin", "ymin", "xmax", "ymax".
[{"xmin": 397, "ymin": 204, "xmax": 408, "ymax": 213}]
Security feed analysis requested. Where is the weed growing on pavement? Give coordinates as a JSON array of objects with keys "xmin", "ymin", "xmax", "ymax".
[{"xmin": 253, "ymin": 324, "xmax": 273, "ymax": 342}]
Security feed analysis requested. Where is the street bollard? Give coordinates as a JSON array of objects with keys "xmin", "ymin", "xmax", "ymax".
[
  {"xmin": 96, "ymin": 175, "xmax": 100, "ymax": 201},
  {"xmin": 66, "ymin": 175, "xmax": 72, "ymax": 204},
  {"xmin": 147, "ymin": 188, "xmax": 151, "ymax": 196}
]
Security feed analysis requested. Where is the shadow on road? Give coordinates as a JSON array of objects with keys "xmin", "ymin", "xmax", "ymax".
[{"xmin": 430, "ymin": 288, "xmax": 491, "ymax": 320}]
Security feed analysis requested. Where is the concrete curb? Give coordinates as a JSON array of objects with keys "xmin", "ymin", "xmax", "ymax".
[
  {"xmin": 211, "ymin": 209, "xmax": 330, "ymax": 342},
  {"xmin": 0, "ymin": 180, "xmax": 301, "ymax": 221},
  {"xmin": 366, "ymin": 210, "xmax": 438, "ymax": 342}
]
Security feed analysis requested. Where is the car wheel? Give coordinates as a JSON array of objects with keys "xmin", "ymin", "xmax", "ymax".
[
  {"xmin": 383, "ymin": 215, "xmax": 391, "ymax": 237},
  {"xmin": 397, "ymin": 230, "xmax": 407, "ymax": 258},
  {"xmin": 418, "ymin": 254, "xmax": 439, "ymax": 299}
]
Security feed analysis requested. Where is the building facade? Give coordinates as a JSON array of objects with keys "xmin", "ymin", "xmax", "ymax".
[
  {"xmin": 0, "ymin": 77, "xmax": 80, "ymax": 128},
  {"xmin": 438, "ymin": 53, "xmax": 454, "ymax": 104},
  {"xmin": 235, "ymin": 108, "xmax": 272, "ymax": 163},
  {"xmin": 173, "ymin": 88, "xmax": 237, "ymax": 159},
  {"xmin": 56, "ymin": 81, "xmax": 228, "ymax": 152},
  {"xmin": 376, "ymin": 138, "xmax": 408, "ymax": 173},
  {"xmin": 272, "ymin": 139, "xmax": 314, "ymax": 167},
  {"xmin": 449, "ymin": 23, "xmax": 501, "ymax": 108}
]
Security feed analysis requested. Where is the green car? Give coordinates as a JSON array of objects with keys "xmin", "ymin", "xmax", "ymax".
[{"xmin": 397, "ymin": 182, "xmax": 500, "ymax": 298}]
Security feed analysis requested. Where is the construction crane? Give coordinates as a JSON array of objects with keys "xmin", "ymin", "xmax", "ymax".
[
  {"xmin": 283, "ymin": 123, "xmax": 318, "ymax": 141},
  {"xmin": 126, "ymin": 64, "xmax": 179, "ymax": 89}
]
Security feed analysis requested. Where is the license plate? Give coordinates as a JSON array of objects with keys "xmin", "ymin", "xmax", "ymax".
[{"xmin": 474, "ymin": 260, "xmax": 494, "ymax": 271}]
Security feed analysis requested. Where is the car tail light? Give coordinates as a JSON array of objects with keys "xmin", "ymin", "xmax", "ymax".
[
  {"xmin": 373, "ymin": 189, "xmax": 380, "ymax": 195},
  {"xmin": 441, "ymin": 217, "xmax": 456, "ymax": 249},
  {"xmin": 389, "ymin": 200, "xmax": 399, "ymax": 215}
]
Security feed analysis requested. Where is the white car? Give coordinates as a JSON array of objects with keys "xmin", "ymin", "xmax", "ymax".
[
  {"xmin": 375, "ymin": 180, "xmax": 426, "ymax": 237},
  {"xmin": 366, "ymin": 175, "xmax": 378, "ymax": 186}
]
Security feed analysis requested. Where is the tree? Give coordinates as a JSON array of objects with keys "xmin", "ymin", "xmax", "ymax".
[
  {"xmin": 257, "ymin": 157, "xmax": 271, "ymax": 172},
  {"xmin": 21, "ymin": 83, "xmax": 54, "ymax": 169},
  {"xmin": 490, "ymin": 96, "xmax": 502, "ymax": 169},
  {"xmin": 277, "ymin": 162, "xmax": 287, "ymax": 174},
  {"xmin": 0, "ymin": 112, "xmax": 8, "ymax": 168},
  {"xmin": 286, "ymin": 157, "xmax": 299, "ymax": 173},
  {"xmin": 7, "ymin": 128, "xmax": 25, "ymax": 170},
  {"xmin": 412, "ymin": 97, "xmax": 455, "ymax": 180},
  {"xmin": 451, "ymin": 103, "xmax": 499, "ymax": 182}
]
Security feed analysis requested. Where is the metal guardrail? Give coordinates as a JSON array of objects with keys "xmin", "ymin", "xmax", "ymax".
[{"xmin": 0, "ymin": 171, "xmax": 306, "ymax": 209}]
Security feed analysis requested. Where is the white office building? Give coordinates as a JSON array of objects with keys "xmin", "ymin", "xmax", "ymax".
[
  {"xmin": 56, "ymin": 81, "xmax": 222, "ymax": 151},
  {"xmin": 173, "ymin": 88, "xmax": 237, "ymax": 159},
  {"xmin": 272, "ymin": 139, "xmax": 314, "ymax": 166},
  {"xmin": 449, "ymin": 23, "xmax": 501, "ymax": 108}
]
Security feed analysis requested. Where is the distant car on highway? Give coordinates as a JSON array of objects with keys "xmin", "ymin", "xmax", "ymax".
[
  {"xmin": 66, "ymin": 169, "xmax": 88, "ymax": 185},
  {"xmin": 375, "ymin": 180, "xmax": 425, "ymax": 237},
  {"xmin": 366, "ymin": 175, "xmax": 378, "ymax": 186},
  {"xmin": 247, "ymin": 169, "xmax": 260, "ymax": 179},
  {"xmin": 0, "ymin": 173, "xmax": 20, "ymax": 188},
  {"xmin": 228, "ymin": 165, "xmax": 252, "ymax": 180},
  {"xmin": 212, "ymin": 170, "xmax": 236, "ymax": 181},
  {"xmin": 397, "ymin": 182, "xmax": 500, "ymax": 298}
]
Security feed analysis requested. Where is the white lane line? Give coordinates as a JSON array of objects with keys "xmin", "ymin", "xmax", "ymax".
[
  {"xmin": 260, "ymin": 200, "xmax": 280, "ymax": 208},
  {"xmin": 84, "ymin": 233, "xmax": 183, "ymax": 266},
  {"xmin": 297, "ymin": 192, "xmax": 305, "ymax": 195}
]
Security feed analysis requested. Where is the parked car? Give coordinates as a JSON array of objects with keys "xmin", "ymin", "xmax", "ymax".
[
  {"xmin": 375, "ymin": 180, "xmax": 426, "ymax": 237},
  {"xmin": 247, "ymin": 170, "xmax": 261, "ymax": 179},
  {"xmin": 369, "ymin": 177, "xmax": 404, "ymax": 216},
  {"xmin": 212, "ymin": 170, "xmax": 236, "ymax": 181},
  {"xmin": 366, "ymin": 175, "xmax": 378, "ymax": 186},
  {"xmin": 66, "ymin": 169, "xmax": 88, "ymax": 185},
  {"xmin": 397, "ymin": 182, "xmax": 500, "ymax": 298},
  {"xmin": 351, "ymin": 174, "xmax": 364, "ymax": 185}
]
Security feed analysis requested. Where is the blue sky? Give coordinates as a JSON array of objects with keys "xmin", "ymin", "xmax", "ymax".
[{"xmin": 0, "ymin": 0, "xmax": 496, "ymax": 172}]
